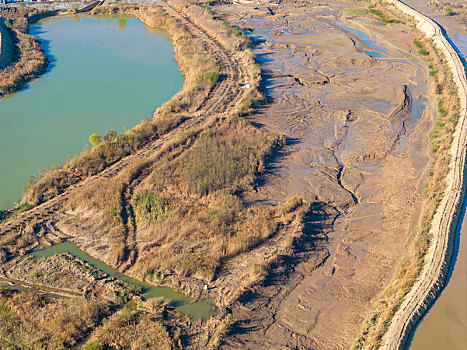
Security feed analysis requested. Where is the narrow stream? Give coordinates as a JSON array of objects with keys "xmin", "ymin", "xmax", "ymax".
[
  {"xmin": 0, "ymin": 14, "xmax": 217, "ymax": 320},
  {"xmin": 31, "ymin": 241, "xmax": 217, "ymax": 320},
  {"xmin": 336, "ymin": 21, "xmax": 388, "ymax": 58}
]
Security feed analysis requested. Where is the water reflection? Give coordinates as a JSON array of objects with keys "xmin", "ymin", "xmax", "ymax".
[
  {"xmin": 117, "ymin": 18, "xmax": 127, "ymax": 31},
  {"xmin": 336, "ymin": 21, "xmax": 388, "ymax": 57}
]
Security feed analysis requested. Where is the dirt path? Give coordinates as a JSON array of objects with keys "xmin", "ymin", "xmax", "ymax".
[
  {"xmin": 401, "ymin": 0, "xmax": 467, "ymax": 34},
  {"xmin": 0, "ymin": 276, "xmax": 82, "ymax": 299},
  {"xmin": 2, "ymin": 2, "xmax": 463, "ymax": 348},
  {"xmin": 380, "ymin": 1, "xmax": 467, "ymax": 349}
]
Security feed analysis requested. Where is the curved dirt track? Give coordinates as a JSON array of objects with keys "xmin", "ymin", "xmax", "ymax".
[
  {"xmin": 2, "ymin": 1, "xmax": 466, "ymax": 347},
  {"xmin": 0, "ymin": 3, "xmax": 250, "ymax": 248},
  {"xmin": 381, "ymin": 1, "xmax": 467, "ymax": 349}
]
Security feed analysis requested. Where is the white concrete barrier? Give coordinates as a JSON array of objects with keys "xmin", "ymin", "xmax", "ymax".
[{"xmin": 380, "ymin": 1, "xmax": 467, "ymax": 349}]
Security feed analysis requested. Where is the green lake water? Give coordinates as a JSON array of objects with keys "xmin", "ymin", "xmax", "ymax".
[
  {"xmin": 0, "ymin": 14, "xmax": 183, "ymax": 209},
  {"xmin": 32, "ymin": 241, "xmax": 217, "ymax": 320}
]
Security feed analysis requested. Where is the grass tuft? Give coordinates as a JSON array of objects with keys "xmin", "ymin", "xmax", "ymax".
[
  {"xmin": 413, "ymin": 38, "xmax": 429, "ymax": 55},
  {"xmin": 344, "ymin": 8, "xmax": 368, "ymax": 17},
  {"xmin": 201, "ymin": 71, "xmax": 221, "ymax": 83}
]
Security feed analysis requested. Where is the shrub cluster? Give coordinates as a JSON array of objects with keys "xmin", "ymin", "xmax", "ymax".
[
  {"xmin": 182, "ymin": 118, "xmax": 283, "ymax": 195},
  {"xmin": 413, "ymin": 38, "xmax": 429, "ymax": 56},
  {"xmin": 131, "ymin": 189, "xmax": 170, "ymax": 223}
]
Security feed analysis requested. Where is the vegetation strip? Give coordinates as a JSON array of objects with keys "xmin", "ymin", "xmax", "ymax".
[
  {"xmin": 373, "ymin": 1, "xmax": 467, "ymax": 348},
  {"xmin": 0, "ymin": 2, "xmax": 254, "ymax": 262}
]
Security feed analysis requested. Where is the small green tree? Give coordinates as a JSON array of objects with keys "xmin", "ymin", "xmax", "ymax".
[
  {"xmin": 89, "ymin": 133, "xmax": 102, "ymax": 146},
  {"xmin": 104, "ymin": 129, "xmax": 118, "ymax": 141}
]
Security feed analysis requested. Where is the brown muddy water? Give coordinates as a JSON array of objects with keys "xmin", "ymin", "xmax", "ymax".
[{"xmin": 409, "ymin": 207, "xmax": 467, "ymax": 349}]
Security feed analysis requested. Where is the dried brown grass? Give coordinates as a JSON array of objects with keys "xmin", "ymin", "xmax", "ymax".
[
  {"xmin": 84, "ymin": 308, "xmax": 176, "ymax": 350},
  {"xmin": 64, "ymin": 116, "xmax": 288, "ymax": 278},
  {"xmin": 132, "ymin": 192, "xmax": 282, "ymax": 281},
  {"xmin": 0, "ymin": 9, "xmax": 52, "ymax": 96},
  {"xmin": 19, "ymin": 1, "xmax": 237, "ymax": 208},
  {"xmin": 167, "ymin": 0, "xmax": 253, "ymax": 51},
  {"xmin": 0, "ymin": 288, "xmax": 112, "ymax": 349}
]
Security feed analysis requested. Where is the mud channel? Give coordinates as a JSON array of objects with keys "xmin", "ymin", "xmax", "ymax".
[{"xmin": 210, "ymin": 0, "xmax": 435, "ymax": 347}]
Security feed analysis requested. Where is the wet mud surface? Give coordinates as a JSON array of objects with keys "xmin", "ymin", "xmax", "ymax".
[
  {"xmin": 404, "ymin": 0, "xmax": 467, "ymax": 33},
  {"xmin": 212, "ymin": 1, "xmax": 434, "ymax": 348}
]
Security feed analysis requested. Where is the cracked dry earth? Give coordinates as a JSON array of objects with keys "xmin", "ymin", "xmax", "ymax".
[{"xmin": 214, "ymin": 1, "xmax": 435, "ymax": 348}]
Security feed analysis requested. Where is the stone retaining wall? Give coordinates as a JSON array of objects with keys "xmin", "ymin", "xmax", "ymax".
[
  {"xmin": 0, "ymin": 17, "xmax": 14, "ymax": 70},
  {"xmin": 380, "ymin": 0, "xmax": 467, "ymax": 349}
]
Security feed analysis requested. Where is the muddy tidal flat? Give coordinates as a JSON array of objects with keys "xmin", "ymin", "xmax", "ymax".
[{"xmin": 214, "ymin": 1, "xmax": 434, "ymax": 347}]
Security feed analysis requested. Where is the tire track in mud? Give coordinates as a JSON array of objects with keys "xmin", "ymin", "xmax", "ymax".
[{"xmin": 214, "ymin": 3, "xmax": 435, "ymax": 348}]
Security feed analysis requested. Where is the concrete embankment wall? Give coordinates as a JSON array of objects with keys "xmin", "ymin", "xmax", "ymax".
[
  {"xmin": 77, "ymin": 1, "xmax": 102, "ymax": 13},
  {"xmin": 0, "ymin": 17, "xmax": 14, "ymax": 70},
  {"xmin": 381, "ymin": 1, "xmax": 467, "ymax": 349}
]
